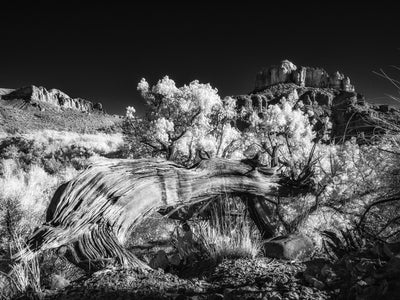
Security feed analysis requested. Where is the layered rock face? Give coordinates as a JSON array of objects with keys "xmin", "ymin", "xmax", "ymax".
[
  {"xmin": 255, "ymin": 60, "xmax": 355, "ymax": 92},
  {"xmin": 2, "ymin": 85, "xmax": 103, "ymax": 113}
]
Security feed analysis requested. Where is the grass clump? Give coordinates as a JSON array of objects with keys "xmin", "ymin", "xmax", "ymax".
[{"xmin": 191, "ymin": 197, "xmax": 263, "ymax": 262}]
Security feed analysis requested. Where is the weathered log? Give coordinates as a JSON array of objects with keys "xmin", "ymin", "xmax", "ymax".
[{"xmin": 15, "ymin": 158, "xmax": 279, "ymax": 272}]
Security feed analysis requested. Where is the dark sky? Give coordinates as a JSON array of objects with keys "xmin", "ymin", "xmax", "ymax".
[{"xmin": 1, "ymin": 1, "xmax": 399, "ymax": 115}]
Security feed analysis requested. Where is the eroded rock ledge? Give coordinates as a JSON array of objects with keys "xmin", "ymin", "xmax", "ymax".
[
  {"xmin": 2, "ymin": 85, "xmax": 103, "ymax": 112},
  {"xmin": 255, "ymin": 60, "xmax": 354, "ymax": 92}
]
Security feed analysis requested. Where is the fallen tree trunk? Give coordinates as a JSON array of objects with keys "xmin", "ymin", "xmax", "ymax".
[{"xmin": 15, "ymin": 158, "xmax": 279, "ymax": 272}]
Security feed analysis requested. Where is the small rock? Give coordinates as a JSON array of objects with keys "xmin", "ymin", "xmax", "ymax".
[
  {"xmin": 264, "ymin": 234, "xmax": 313, "ymax": 260},
  {"xmin": 149, "ymin": 250, "xmax": 170, "ymax": 270},
  {"xmin": 50, "ymin": 274, "xmax": 70, "ymax": 290}
]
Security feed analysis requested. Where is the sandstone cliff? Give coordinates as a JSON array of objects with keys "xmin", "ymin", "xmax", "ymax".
[
  {"xmin": 1, "ymin": 85, "xmax": 103, "ymax": 113},
  {"xmin": 255, "ymin": 60, "xmax": 354, "ymax": 92}
]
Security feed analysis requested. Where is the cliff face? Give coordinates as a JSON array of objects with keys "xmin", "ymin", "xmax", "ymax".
[
  {"xmin": 234, "ymin": 61, "xmax": 400, "ymax": 141},
  {"xmin": 255, "ymin": 60, "xmax": 354, "ymax": 93},
  {"xmin": 2, "ymin": 85, "xmax": 103, "ymax": 113}
]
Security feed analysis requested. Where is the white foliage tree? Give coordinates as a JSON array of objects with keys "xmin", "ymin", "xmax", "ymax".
[{"xmin": 129, "ymin": 76, "xmax": 240, "ymax": 164}]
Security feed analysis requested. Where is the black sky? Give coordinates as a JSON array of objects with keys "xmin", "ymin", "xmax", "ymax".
[{"xmin": 1, "ymin": 1, "xmax": 399, "ymax": 115}]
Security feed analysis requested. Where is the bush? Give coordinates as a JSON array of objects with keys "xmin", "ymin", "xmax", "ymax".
[
  {"xmin": 0, "ymin": 130, "xmax": 125, "ymax": 173},
  {"xmin": 0, "ymin": 160, "xmax": 74, "ymax": 253}
]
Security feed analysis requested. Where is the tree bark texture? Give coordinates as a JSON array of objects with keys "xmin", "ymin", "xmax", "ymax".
[{"xmin": 15, "ymin": 158, "xmax": 279, "ymax": 272}]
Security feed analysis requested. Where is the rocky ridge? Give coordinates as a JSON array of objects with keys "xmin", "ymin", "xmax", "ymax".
[
  {"xmin": 0, "ymin": 86, "xmax": 123, "ymax": 133},
  {"xmin": 255, "ymin": 60, "xmax": 354, "ymax": 92},
  {"xmin": 1, "ymin": 85, "xmax": 103, "ymax": 113}
]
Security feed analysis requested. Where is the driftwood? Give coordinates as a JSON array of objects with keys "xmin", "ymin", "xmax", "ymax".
[{"xmin": 15, "ymin": 158, "xmax": 279, "ymax": 272}]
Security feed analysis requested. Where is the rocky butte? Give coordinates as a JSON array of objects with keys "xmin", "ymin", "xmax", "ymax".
[
  {"xmin": 1, "ymin": 85, "xmax": 103, "ymax": 113},
  {"xmin": 234, "ymin": 60, "xmax": 400, "ymax": 141},
  {"xmin": 254, "ymin": 60, "xmax": 355, "ymax": 92}
]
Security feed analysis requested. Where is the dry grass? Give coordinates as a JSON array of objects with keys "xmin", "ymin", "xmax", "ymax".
[
  {"xmin": 191, "ymin": 197, "xmax": 263, "ymax": 261},
  {"xmin": 0, "ymin": 159, "xmax": 78, "ymax": 246},
  {"xmin": 23, "ymin": 130, "xmax": 124, "ymax": 154},
  {"xmin": 0, "ymin": 237, "xmax": 43, "ymax": 300}
]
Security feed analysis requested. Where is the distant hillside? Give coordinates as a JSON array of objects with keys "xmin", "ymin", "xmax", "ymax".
[
  {"xmin": 1, "ymin": 85, "xmax": 104, "ymax": 112},
  {"xmin": 0, "ymin": 85, "xmax": 123, "ymax": 134},
  {"xmin": 0, "ymin": 88, "xmax": 14, "ymax": 96}
]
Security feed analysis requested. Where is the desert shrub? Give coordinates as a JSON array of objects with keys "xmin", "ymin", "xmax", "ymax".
[
  {"xmin": 0, "ymin": 196, "xmax": 23, "ymax": 250},
  {"xmin": 0, "ymin": 130, "xmax": 125, "ymax": 173},
  {"xmin": 354, "ymin": 136, "xmax": 400, "ymax": 242},
  {"xmin": 0, "ymin": 129, "xmax": 123, "ymax": 258},
  {"xmin": 0, "ymin": 159, "xmax": 79, "ymax": 254},
  {"xmin": 0, "ymin": 160, "xmax": 81, "ymax": 299},
  {"xmin": 0, "ymin": 137, "xmax": 42, "ymax": 171},
  {"xmin": 0, "ymin": 129, "xmax": 129, "ymax": 294},
  {"xmin": 125, "ymin": 77, "xmax": 239, "ymax": 164},
  {"xmin": 288, "ymin": 133, "xmax": 400, "ymax": 248},
  {"xmin": 0, "ymin": 161, "xmax": 57, "ymax": 232},
  {"xmin": 29, "ymin": 130, "xmax": 124, "ymax": 154}
]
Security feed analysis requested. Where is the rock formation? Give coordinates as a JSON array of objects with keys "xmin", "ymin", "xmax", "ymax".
[
  {"xmin": 2, "ymin": 85, "xmax": 103, "ymax": 113},
  {"xmin": 255, "ymin": 60, "xmax": 354, "ymax": 92},
  {"xmin": 234, "ymin": 60, "xmax": 400, "ymax": 141}
]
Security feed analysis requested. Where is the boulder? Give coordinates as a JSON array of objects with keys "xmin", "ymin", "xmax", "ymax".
[{"xmin": 264, "ymin": 234, "xmax": 314, "ymax": 260}]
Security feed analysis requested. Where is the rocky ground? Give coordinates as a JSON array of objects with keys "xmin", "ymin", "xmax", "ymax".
[
  {"xmin": 37, "ymin": 258, "xmax": 333, "ymax": 300},
  {"xmin": 8, "ymin": 245, "xmax": 397, "ymax": 300},
  {"xmin": 1, "ymin": 238, "xmax": 398, "ymax": 300},
  {"xmin": 4, "ymin": 227, "xmax": 399, "ymax": 300}
]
